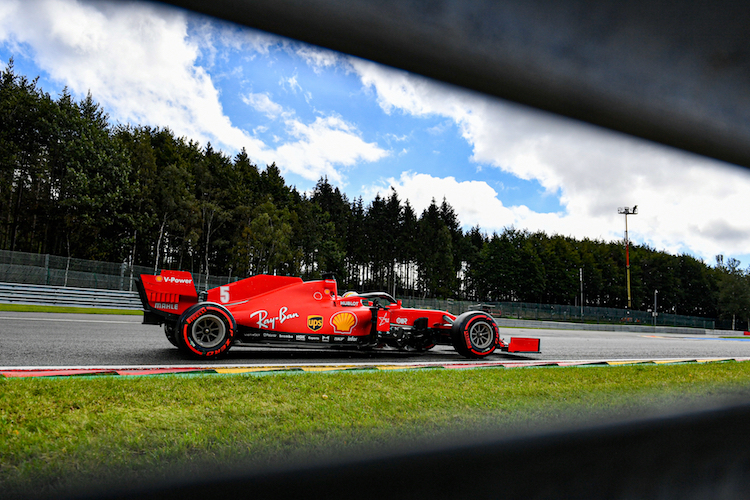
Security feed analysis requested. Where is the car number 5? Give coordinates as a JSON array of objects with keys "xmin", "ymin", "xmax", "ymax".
[{"xmin": 220, "ymin": 286, "xmax": 230, "ymax": 303}]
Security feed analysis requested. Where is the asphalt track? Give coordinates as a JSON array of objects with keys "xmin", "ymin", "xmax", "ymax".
[{"xmin": 2, "ymin": 312, "xmax": 750, "ymax": 372}]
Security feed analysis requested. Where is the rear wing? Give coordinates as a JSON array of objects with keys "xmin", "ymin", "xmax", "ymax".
[{"xmin": 136, "ymin": 271, "xmax": 198, "ymax": 324}]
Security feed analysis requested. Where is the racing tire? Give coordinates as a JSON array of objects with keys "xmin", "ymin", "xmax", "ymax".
[
  {"xmin": 450, "ymin": 311, "xmax": 499, "ymax": 358},
  {"xmin": 164, "ymin": 322, "xmax": 191, "ymax": 353},
  {"xmin": 178, "ymin": 303, "xmax": 236, "ymax": 359},
  {"xmin": 164, "ymin": 323, "xmax": 179, "ymax": 348}
]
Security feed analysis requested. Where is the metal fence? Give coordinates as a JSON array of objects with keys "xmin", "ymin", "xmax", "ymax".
[
  {"xmin": 0, "ymin": 250, "xmax": 235, "ymax": 291},
  {"xmin": 0, "ymin": 250, "xmax": 717, "ymax": 329},
  {"xmin": 400, "ymin": 299, "xmax": 715, "ymax": 329}
]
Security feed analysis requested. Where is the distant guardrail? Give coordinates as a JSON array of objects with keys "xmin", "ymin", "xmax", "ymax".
[
  {"xmin": 494, "ymin": 317, "xmax": 717, "ymax": 335},
  {"xmin": 0, "ymin": 282, "xmax": 142, "ymax": 310}
]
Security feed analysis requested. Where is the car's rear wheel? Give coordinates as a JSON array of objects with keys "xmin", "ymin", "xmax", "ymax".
[
  {"xmin": 450, "ymin": 311, "xmax": 498, "ymax": 358},
  {"xmin": 178, "ymin": 303, "xmax": 236, "ymax": 358}
]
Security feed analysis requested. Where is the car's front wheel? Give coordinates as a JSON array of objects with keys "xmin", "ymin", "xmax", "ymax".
[
  {"xmin": 450, "ymin": 311, "xmax": 499, "ymax": 358},
  {"xmin": 178, "ymin": 303, "xmax": 236, "ymax": 358}
]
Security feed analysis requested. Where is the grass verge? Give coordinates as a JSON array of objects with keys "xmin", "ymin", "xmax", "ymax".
[
  {"xmin": 0, "ymin": 303, "xmax": 141, "ymax": 315},
  {"xmin": 2, "ymin": 361, "xmax": 750, "ymax": 498}
]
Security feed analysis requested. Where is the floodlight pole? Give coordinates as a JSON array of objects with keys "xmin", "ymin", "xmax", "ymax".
[{"xmin": 618, "ymin": 206, "xmax": 638, "ymax": 309}]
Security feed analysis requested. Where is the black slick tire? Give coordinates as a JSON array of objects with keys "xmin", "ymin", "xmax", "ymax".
[{"xmin": 164, "ymin": 323, "xmax": 179, "ymax": 347}]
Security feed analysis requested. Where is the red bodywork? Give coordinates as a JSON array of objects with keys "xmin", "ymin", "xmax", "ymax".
[{"xmin": 136, "ymin": 272, "xmax": 540, "ymax": 359}]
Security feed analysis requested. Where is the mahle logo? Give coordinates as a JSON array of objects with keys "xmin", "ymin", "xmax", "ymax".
[{"xmin": 307, "ymin": 315, "xmax": 324, "ymax": 331}]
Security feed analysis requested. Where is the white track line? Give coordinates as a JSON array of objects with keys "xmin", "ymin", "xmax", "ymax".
[{"xmin": 0, "ymin": 316, "xmax": 136, "ymax": 324}]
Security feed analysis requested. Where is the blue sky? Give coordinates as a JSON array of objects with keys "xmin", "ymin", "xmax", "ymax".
[{"xmin": 1, "ymin": 0, "xmax": 749, "ymax": 268}]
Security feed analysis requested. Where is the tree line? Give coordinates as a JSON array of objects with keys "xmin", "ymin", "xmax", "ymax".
[{"xmin": 2, "ymin": 60, "xmax": 749, "ymax": 322}]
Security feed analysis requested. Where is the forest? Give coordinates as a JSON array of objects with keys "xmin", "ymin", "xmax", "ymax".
[{"xmin": 1, "ymin": 60, "xmax": 749, "ymax": 322}]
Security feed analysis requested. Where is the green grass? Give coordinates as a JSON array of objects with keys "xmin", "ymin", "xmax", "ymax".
[
  {"xmin": 0, "ymin": 303, "xmax": 142, "ymax": 315},
  {"xmin": 2, "ymin": 362, "xmax": 750, "ymax": 498}
]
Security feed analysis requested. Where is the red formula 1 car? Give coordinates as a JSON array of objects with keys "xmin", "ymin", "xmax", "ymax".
[{"xmin": 136, "ymin": 271, "xmax": 540, "ymax": 359}]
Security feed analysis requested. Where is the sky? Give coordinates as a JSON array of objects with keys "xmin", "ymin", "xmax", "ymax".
[{"xmin": 1, "ymin": 0, "xmax": 749, "ymax": 268}]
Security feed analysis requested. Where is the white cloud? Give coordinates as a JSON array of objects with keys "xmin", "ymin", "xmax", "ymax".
[
  {"xmin": 385, "ymin": 133, "xmax": 409, "ymax": 142},
  {"xmin": 242, "ymin": 92, "xmax": 285, "ymax": 119},
  {"xmin": 0, "ymin": 1, "xmax": 18, "ymax": 42},
  {"xmin": 367, "ymin": 172, "xmax": 516, "ymax": 229},
  {"xmin": 427, "ymin": 120, "xmax": 452, "ymax": 136},
  {"xmin": 273, "ymin": 116, "xmax": 388, "ymax": 183},
  {"xmin": 295, "ymin": 45, "xmax": 341, "ymax": 72},
  {"xmin": 188, "ymin": 18, "xmax": 278, "ymax": 69},
  {"xmin": 239, "ymin": 90, "xmax": 389, "ymax": 183},
  {"xmin": 211, "ymin": 20, "xmax": 278, "ymax": 55},
  {"xmin": 368, "ymin": 172, "xmax": 588, "ymax": 240},
  {"xmin": 280, "ymin": 74, "xmax": 303, "ymax": 94},
  {"xmin": 351, "ymin": 57, "xmax": 750, "ymax": 262}
]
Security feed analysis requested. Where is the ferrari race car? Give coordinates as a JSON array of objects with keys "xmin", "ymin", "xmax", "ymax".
[{"xmin": 136, "ymin": 271, "xmax": 540, "ymax": 359}]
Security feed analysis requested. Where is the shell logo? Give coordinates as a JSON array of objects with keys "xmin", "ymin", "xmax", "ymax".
[
  {"xmin": 155, "ymin": 276, "xmax": 163, "ymax": 282},
  {"xmin": 330, "ymin": 311, "xmax": 357, "ymax": 334}
]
